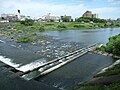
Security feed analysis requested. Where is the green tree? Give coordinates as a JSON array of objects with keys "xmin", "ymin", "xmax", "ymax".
[
  {"xmin": 106, "ymin": 34, "xmax": 120, "ymax": 55},
  {"xmin": 61, "ymin": 16, "xmax": 71, "ymax": 22},
  {"xmin": 50, "ymin": 19, "xmax": 55, "ymax": 22},
  {"xmin": 20, "ymin": 19, "xmax": 34, "ymax": 26},
  {"xmin": 75, "ymin": 17, "xmax": 106, "ymax": 23}
]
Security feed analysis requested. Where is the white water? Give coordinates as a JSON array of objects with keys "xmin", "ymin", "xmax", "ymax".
[
  {"xmin": 0, "ymin": 55, "xmax": 20, "ymax": 68},
  {"xmin": 0, "ymin": 55, "xmax": 47, "ymax": 73},
  {"xmin": 16, "ymin": 59, "xmax": 47, "ymax": 72},
  {"xmin": 0, "ymin": 40, "xmax": 6, "ymax": 43}
]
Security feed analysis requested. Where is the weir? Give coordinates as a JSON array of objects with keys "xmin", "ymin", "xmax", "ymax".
[
  {"xmin": 22, "ymin": 43, "xmax": 97, "ymax": 74},
  {"xmin": 22, "ymin": 44, "xmax": 97, "ymax": 80},
  {"xmin": 0, "ymin": 43, "xmax": 98, "ymax": 80}
]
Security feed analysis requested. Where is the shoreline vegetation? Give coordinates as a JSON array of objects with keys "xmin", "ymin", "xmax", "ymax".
[
  {"xmin": 0, "ymin": 17, "xmax": 120, "ymax": 32},
  {"xmin": 1, "ymin": 18, "xmax": 120, "ymax": 43},
  {"xmin": 74, "ymin": 34, "xmax": 120, "ymax": 90},
  {"xmin": 1, "ymin": 21, "xmax": 120, "ymax": 31}
]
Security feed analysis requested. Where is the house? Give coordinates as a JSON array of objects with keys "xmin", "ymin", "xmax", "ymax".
[
  {"xmin": 82, "ymin": 11, "xmax": 98, "ymax": 18},
  {"xmin": 1, "ymin": 10, "xmax": 31, "ymax": 21},
  {"xmin": 61, "ymin": 15, "xmax": 72, "ymax": 22},
  {"xmin": 40, "ymin": 13, "xmax": 60, "ymax": 22},
  {"xmin": 1, "ymin": 13, "xmax": 18, "ymax": 21}
]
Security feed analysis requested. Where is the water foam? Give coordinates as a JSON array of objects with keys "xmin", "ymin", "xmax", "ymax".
[
  {"xmin": 0, "ymin": 55, "xmax": 20, "ymax": 68},
  {"xmin": 10, "ymin": 44, "xmax": 17, "ymax": 47},
  {"xmin": 0, "ymin": 40, "xmax": 6, "ymax": 43},
  {"xmin": 16, "ymin": 59, "xmax": 47, "ymax": 72}
]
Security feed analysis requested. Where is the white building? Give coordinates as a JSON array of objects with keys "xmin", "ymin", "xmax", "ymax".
[
  {"xmin": 1, "ymin": 10, "xmax": 30, "ymax": 21},
  {"xmin": 1, "ymin": 13, "xmax": 18, "ymax": 21},
  {"xmin": 40, "ymin": 13, "xmax": 60, "ymax": 22}
]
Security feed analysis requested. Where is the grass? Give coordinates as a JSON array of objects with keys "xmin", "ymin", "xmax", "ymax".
[
  {"xmin": 9, "ymin": 22, "xmax": 120, "ymax": 32},
  {"xmin": 1, "ymin": 22, "xmax": 120, "ymax": 32},
  {"xmin": 16, "ymin": 37, "xmax": 35, "ymax": 43},
  {"xmin": 75, "ymin": 82, "xmax": 120, "ymax": 90},
  {"xmin": 16, "ymin": 34, "xmax": 48, "ymax": 43}
]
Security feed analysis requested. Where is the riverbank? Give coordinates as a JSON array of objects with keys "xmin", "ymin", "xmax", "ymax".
[
  {"xmin": 73, "ymin": 59, "xmax": 120, "ymax": 90},
  {"xmin": 73, "ymin": 34, "xmax": 120, "ymax": 90},
  {"xmin": 0, "ymin": 22, "xmax": 120, "ymax": 31}
]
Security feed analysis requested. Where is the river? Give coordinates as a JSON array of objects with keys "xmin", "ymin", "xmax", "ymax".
[{"xmin": 0, "ymin": 28, "xmax": 120, "ymax": 90}]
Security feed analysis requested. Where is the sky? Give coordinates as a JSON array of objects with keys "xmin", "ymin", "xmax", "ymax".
[{"xmin": 0, "ymin": 0, "xmax": 120, "ymax": 19}]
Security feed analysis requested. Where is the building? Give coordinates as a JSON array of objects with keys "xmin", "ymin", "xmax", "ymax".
[
  {"xmin": 1, "ymin": 10, "xmax": 30, "ymax": 22},
  {"xmin": 82, "ymin": 11, "xmax": 98, "ymax": 18},
  {"xmin": 61, "ymin": 15, "xmax": 72, "ymax": 22},
  {"xmin": 1, "ymin": 13, "xmax": 18, "ymax": 21},
  {"xmin": 39, "ymin": 13, "xmax": 60, "ymax": 22},
  {"xmin": 116, "ymin": 18, "xmax": 120, "ymax": 23},
  {"xmin": 17, "ymin": 10, "xmax": 30, "ymax": 20}
]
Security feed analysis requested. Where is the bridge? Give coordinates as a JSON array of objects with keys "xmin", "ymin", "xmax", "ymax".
[{"xmin": 0, "ymin": 43, "xmax": 98, "ymax": 80}]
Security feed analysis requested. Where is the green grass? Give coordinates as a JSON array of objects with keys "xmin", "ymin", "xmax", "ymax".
[
  {"xmin": 75, "ymin": 82, "xmax": 120, "ymax": 90},
  {"xmin": 16, "ymin": 34, "xmax": 48, "ymax": 43},
  {"xmin": 10, "ymin": 22, "xmax": 120, "ymax": 32},
  {"xmin": 16, "ymin": 37, "xmax": 35, "ymax": 43}
]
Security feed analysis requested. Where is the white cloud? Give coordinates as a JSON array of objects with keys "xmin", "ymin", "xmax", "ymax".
[
  {"xmin": 91, "ymin": 7, "xmax": 120, "ymax": 19},
  {"xmin": 108, "ymin": 0, "xmax": 120, "ymax": 5},
  {"xmin": 0, "ymin": 0, "xmax": 120, "ymax": 19},
  {"xmin": 0, "ymin": 0, "xmax": 86, "ymax": 18}
]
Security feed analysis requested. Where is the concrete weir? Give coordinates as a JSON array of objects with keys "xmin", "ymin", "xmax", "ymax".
[
  {"xmin": 21, "ymin": 44, "xmax": 96, "ymax": 75},
  {"xmin": 30, "ymin": 44, "xmax": 97, "ymax": 80},
  {"xmin": 40, "ymin": 51, "xmax": 88, "ymax": 76},
  {"xmin": 1, "ymin": 43, "xmax": 97, "ymax": 80}
]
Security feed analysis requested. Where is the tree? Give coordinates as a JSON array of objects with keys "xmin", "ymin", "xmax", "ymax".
[
  {"xmin": 20, "ymin": 19, "xmax": 34, "ymax": 26},
  {"xmin": 75, "ymin": 17, "xmax": 106, "ymax": 23},
  {"xmin": 61, "ymin": 16, "xmax": 71, "ymax": 22},
  {"xmin": 71, "ymin": 19, "xmax": 73, "ymax": 22},
  {"xmin": 106, "ymin": 34, "xmax": 120, "ymax": 56},
  {"xmin": 50, "ymin": 19, "xmax": 55, "ymax": 22}
]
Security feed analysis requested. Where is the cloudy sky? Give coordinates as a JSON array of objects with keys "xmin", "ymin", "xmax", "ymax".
[{"xmin": 0, "ymin": 0, "xmax": 120, "ymax": 19}]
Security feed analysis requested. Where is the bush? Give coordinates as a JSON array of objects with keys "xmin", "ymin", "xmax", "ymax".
[
  {"xmin": 74, "ymin": 24, "xmax": 85, "ymax": 28},
  {"xmin": 50, "ymin": 19, "xmax": 55, "ymax": 22},
  {"xmin": 106, "ymin": 34, "xmax": 120, "ymax": 55},
  {"xmin": 57, "ymin": 24, "xmax": 66, "ymax": 28},
  {"xmin": 96, "ymin": 46, "xmax": 106, "ymax": 52},
  {"xmin": 16, "ymin": 37, "xmax": 34, "ymax": 43},
  {"xmin": 75, "ymin": 17, "xmax": 106, "ymax": 23},
  {"xmin": 20, "ymin": 19, "xmax": 34, "ymax": 26},
  {"xmin": 38, "ymin": 26, "xmax": 45, "ymax": 32}
]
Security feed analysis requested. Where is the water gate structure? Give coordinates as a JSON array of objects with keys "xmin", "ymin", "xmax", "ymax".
[{"xmin": 0, "ymin": 43, "xmax": 98, "ymax": 80}]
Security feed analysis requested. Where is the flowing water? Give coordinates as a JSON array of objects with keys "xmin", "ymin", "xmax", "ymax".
[{"xmin": 0, "ymin": 28, "xmax": 120, "ymax": 90}]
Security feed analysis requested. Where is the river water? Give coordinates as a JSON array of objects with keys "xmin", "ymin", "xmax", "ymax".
[
  {"xmin": 41, "ymin": 28, "xmax": 120, "ymax": 45},
  {"xmin": 0, "ymin": 28, "xmax": 120, "ymax": 90}
]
